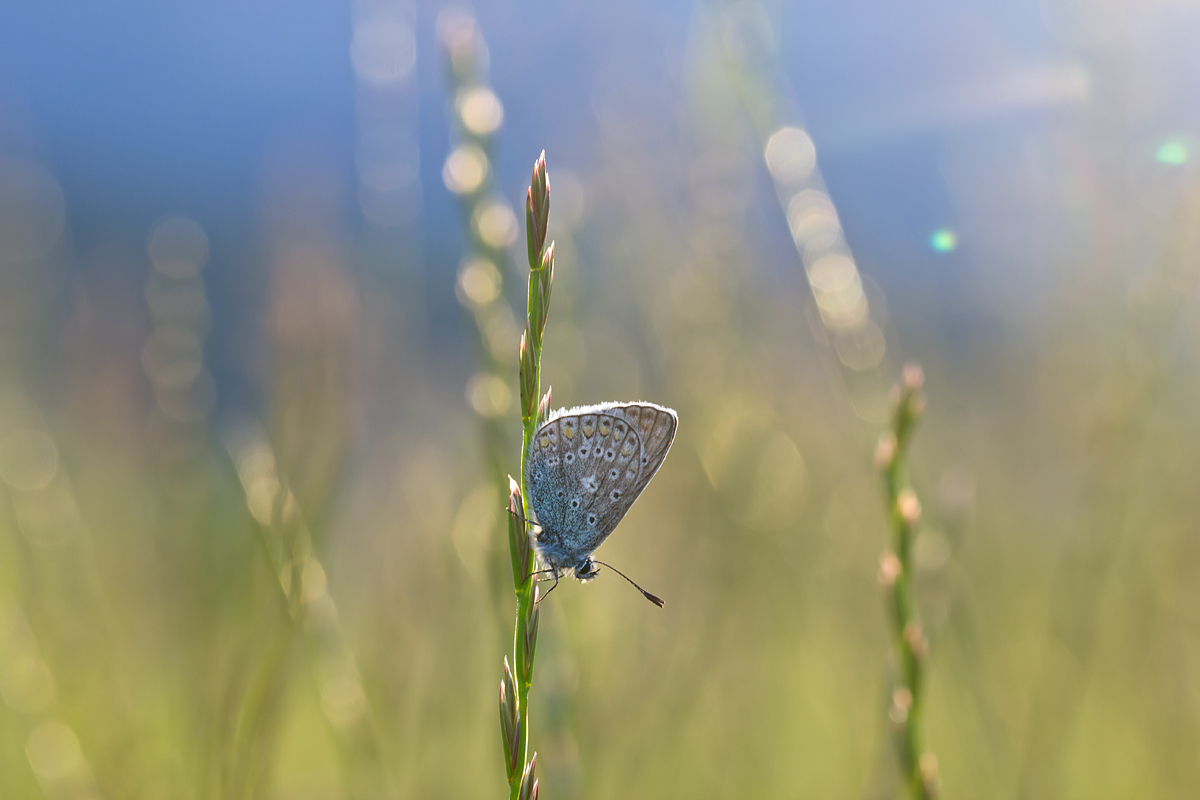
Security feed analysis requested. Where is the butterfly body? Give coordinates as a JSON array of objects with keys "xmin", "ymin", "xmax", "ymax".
[{"xmin": 525, "ymin": 401, "xmax": 677, "ymax": 582}]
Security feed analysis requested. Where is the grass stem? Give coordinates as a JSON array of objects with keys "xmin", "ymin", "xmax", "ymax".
[
  {"xmin": 876, "ymin": 363, "xmax": 938, "ymax": 800},
  {"xmin": 499, "ymin": 152, "xmax": 553, "ymax": 800}
]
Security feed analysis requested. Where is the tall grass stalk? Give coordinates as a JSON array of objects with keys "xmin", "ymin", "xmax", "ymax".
[
  {"xmin": 711, "ymin": 3, "xmax": 947, "ymax": 791},
  {"xmin": 440, "ymin": 8, "xmax": 519, "ymax": 417},
  {"xmin": 499, "ymin": 152, "xmax": 554, "ymax": 800},
  {"xmin": 222, "ymin": 423, "xmax": 396, "ymax": 800},
  {"xmin": 1016, "ymin": 180, "xmax": 1200, "ymax": 798},
  {"xmin": 440, "ymin": 10, "xmax": 523, "ymax": 608},
  {"xmin": 876, "ymin": 364, "xmax": 938, "ymax": 800},
  {"xmin": 708, "ymin": 0, "xmax": 890, "ymax": 411},
  {"xmin": 1, "ymin": 433, "xmax": 105, "ymax": 800}
]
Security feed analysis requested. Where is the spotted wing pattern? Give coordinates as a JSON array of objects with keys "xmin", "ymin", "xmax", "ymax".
[{"xmin": 526, "ymin": 402, "xmax": 677, "ymax": 569}]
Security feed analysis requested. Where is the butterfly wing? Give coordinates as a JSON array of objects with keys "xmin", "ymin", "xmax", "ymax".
[
  {"xmin": 526, "ymin": 418, "xmax": 572, "ymax": 532},
  {"xmin": 526, "ymin": 402, "xmax": 677, "ymax": 565}
]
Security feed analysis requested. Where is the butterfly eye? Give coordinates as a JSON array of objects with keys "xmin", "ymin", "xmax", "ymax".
[
  {"xmin": 609, "ymin": 489, "xmax": 621, "ymax": 500},
  {"xmin": 556, "ymin": 489, "xmax": 565, "ymax": 498},
  {"xmin": 587, "ymin": 513, "xmax": 597, "ymax": 525},
  {"xmin": 570, "ymin": 498, "xmax": 580, "ymax": 509},
  {"xmin": 565, "ymin": 453, "xmax": 574, "ymax": 463},
  {"xmin": 605, "ymin": 449, "xmax": 614, "ymax": 459},
  {"xmin": 609, "ymin": 469, "xmax": 618, "ymax": 479}
]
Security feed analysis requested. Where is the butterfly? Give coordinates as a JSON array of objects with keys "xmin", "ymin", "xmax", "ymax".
[{"xmin": 523, "ymin": 401, "xmax": 677, "ymax": 606}]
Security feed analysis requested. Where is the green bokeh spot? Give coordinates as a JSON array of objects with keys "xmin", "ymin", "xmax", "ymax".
[
  {"xmin": 1156, "ymin": 141, "xmax": 1188, "ymax": 165},
  {"xmin": 929, "ymin": 229, "xmax": 957, "ymax": 253}
]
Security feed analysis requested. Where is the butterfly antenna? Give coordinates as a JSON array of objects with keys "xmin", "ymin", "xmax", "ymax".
[{"xmin": 592, "ymin": 560, "xmax": 665, "ymax": 608}]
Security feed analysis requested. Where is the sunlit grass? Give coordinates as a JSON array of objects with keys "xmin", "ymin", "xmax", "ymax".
[
  {"xmin": 2, "ymin": 6, "xmax": 1200, "ymax": 800},
  {"xmin": 498, "ymin": 152, "xmax": 554, "ymax": 800},
  {"xmin": 876, "ymin": 364, "xmax": 938, "ymax": 800}
]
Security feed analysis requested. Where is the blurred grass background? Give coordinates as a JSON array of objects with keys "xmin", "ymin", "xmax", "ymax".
[{"xmin": 2, "ymin": 1, "xmax": 1200, "ymax": 798}]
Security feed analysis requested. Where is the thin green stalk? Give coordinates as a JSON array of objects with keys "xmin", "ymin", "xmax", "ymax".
[
  {"xmin": 876, "ymin": 364, "xmax": 938, "ymax": 800},
  {"xmin": 709, "ymin": 0, "xmax": 890, "ymax": 412},
  {"xmin": 1016, "ymin": 180, "xmax": 1200, "ymax": 799},
  {"xmin": 440, "ymin": 11, "xmax": 524, "ymax": 613},
  {"xmin": 221, "ymin": 425, "xmax": 397, "ymax": 800},
  {"xmin": 1, "ymin": 486, "xmax": 105, "ymax": 800},
  {"xmin": 499, "ymin": 152, "xmax": 553, "ymax": 800}
]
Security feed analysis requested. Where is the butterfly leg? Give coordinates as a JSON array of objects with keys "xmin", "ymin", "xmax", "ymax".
[
  {"xmin": 536, "ymin": 570, "xmax": 561, "ymax": 603},
  {"xmin": 505, "ymin": 506, "xmax": 541, "ymax": 531},
  {"xmin": 528, "ymin": 567, "xmax": 556, "ymax": 583}
]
